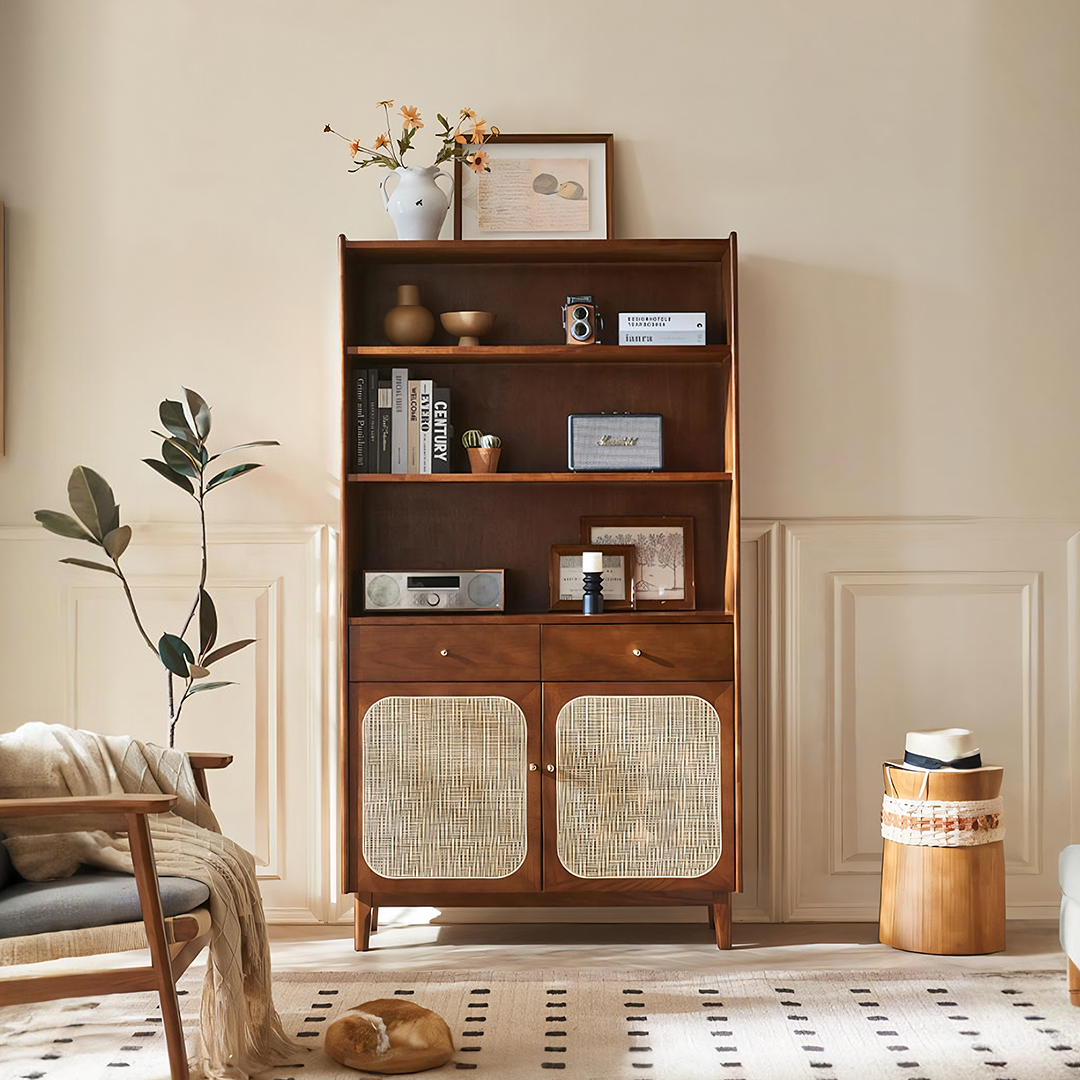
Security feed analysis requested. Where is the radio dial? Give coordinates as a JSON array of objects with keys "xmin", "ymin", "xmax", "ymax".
[{"xmin": 426, "ymin": 593, "xmax": 441, "ymax": 606}]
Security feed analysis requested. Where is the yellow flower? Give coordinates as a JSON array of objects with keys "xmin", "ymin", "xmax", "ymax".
[
  {"xmin": 468, "ymin": 151, "xmax": 490, "ymax": 174},
  {"xmin": 470, "ymin": 118, "xmax": 488, "ymax": 142},
  {"xmin": 376, "ymin": 100, "xmax": 394, "ymax": 108},
  {"xmin": 373, "ymin": 134, "xmax": 390, "ymax": 150},
  {"xmin": 454, "ymin": 132, "xmax": 468, "ymax": 145},
  {"xmin": 349, "ymin": 139, "xmax": 361, "ymax": 157},
  {"xmin": 459, "ymin": 107, "xmax": 476, "ymax": 120},
  {"xmin": 399, "ymin": 104, "xmax": 423, "ymax": 130}
]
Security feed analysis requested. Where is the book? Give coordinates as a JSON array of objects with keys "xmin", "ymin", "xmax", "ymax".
[
  {"xmin": 376, "ymin": 376, "xmax": 392, "ymax": 473},
  {"xmin": 391, "ymin": 368, "xmax": 409, "ymax": 474},
  {"xmin": 407, "ymin": 379, "xmax": 420, "ymax": 473},
  {"xmin": 618, "ymin": 311, "xmax": 706, "ymax": 346},
  {"xmin": 431, "ymin": 387, "xmax": 451, "ymax": 473},
  {"xmin": 352, "ymin": 368, "xmax": 369, "ymax": 473},
  {"xmin": 618, "ymin": 330, "xmax": 706, "ymax": 346},
  {"xmin": 418, "ymin": 379, "xmax": 433, "ymax": 473},
  {"xmin": 365, "ymin": 367, "xmax": 379, "ymax": 472}
]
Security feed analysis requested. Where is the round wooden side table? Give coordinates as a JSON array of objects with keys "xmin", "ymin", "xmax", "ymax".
[{"xmin": 878, "ymin": 762, "xmax": 1005, "ymax": 955}]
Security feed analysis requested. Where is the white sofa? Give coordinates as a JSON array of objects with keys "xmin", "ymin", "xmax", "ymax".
[{"xmin": 1062, "ymin": 845, "xmax": 1080, "ymax": 1005}]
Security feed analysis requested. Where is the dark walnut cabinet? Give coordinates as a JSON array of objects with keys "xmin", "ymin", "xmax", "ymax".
[{"xmin": 340, "ymin": 237, "xmax": 741, "ymax": 950}]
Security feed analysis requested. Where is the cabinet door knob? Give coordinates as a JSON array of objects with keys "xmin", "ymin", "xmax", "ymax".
[
  {"xmin": 632, "ymin": 648, "xmax": 642, "ymax": 657},
  {"xmin": 439, "ymin": 648, "xmax": 449, "ymax": 656},
  {"xmin": 528, "ymin": 763, "xmax": 538, "ymax": 771},
  {"xmin": 546, "ymin": 764, "xmax": 555, "ymax": 773}
]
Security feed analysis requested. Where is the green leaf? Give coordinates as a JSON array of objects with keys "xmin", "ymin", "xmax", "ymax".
[
  {"xmin": 199, "ymin": 588, "xmax": 218, "ymax": 657},
  {"xmin": 35, "ymin": 510, "xmax": 98, "ymax": 543},
  {"xmin": 184, "ymin": 680, "xmax": 236, "ymax": 697},
  {"xmin": 203, "ymin": 638, "xmax": 255, "ymax": 667},
  {"xmin": 102, "ymin": 525, "xmax": 132, "ymax": 560},
  {"xmin": 143, "ymin": 458, "xmax": 196, "ymax": 495},
  {"xmin": 158, "ymin": 633, "xmax": 193, "ymax": 677},
  {"xmin": 181, "ymin": 387, "xmax": 211, "ymax": 440},
  {"xmin": 67, "ymin": 467, "xmax": 116, "ymax": 542},
  {"xmin": 206, "ymin": 440, "xmax": 279, "ymax": 463},
  {"xmin": 59, "ymin": 557, "xmax": 118, "ymax": 575},
  {"xmin": 159, "ymin": 399, "xmax": 196, "ymax": 441},
  {"xmin": 162, "ymin": 439, "xmax": 199, "ymax": 477},
  {"xmin": 206, "ymin": 462, "xmax": 262, "ymax": 492}
]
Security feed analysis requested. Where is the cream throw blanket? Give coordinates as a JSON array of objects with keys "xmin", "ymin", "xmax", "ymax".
[{"xmin": 0, "ymin": 722, "xmax": 302, "ymax": 1079}]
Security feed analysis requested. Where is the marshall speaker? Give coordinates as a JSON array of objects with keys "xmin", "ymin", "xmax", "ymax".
[{"xmin": 567, "ymin": 413, "xmax": 663, "ymax": 471}]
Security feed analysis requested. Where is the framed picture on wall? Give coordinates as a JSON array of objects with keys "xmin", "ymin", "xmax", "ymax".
[
  {"xmin": 548, "ymin": 543, "xmax": 636, "ymax": 611},
  {"xmin": 454, "ymin": 133, "xmax": 614, "ymax": 240},
  {"xmin": 580, "ymin": 516, "xmax": 695, "ymax": 610}
]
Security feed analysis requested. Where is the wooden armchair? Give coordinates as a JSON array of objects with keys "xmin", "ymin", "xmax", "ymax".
[{"xmin": 0, "ymin": 753, "xmax": 232, "ymax": 1080}]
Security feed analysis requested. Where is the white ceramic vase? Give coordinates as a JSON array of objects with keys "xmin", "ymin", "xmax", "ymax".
[{"xmin": 380, "ymin": 164, "xmax": 454, "ymax": 241}]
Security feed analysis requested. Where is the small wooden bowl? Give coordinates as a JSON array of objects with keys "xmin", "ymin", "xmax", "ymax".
[{"xmin": 440, "ymin": 310, "xmax": 495, "ymax": 346}]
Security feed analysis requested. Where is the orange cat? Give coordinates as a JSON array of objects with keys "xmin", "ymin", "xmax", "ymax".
[{"xmin": 324, "ymin": 998, "xmax": 455, "ymax": 1074}]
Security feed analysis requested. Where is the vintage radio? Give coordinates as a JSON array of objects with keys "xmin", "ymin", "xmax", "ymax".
[
  {"xmin": 364, "ymin": 570, "xmax": 505, "ymax": 611},
  {"xmin": 567, "ymin": 413, "xmax": 663, "ymax": 471}
]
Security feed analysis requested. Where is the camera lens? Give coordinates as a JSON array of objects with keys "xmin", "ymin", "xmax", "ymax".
[
  {"xmin": 571, "ymin": 319, "xmax": 591, "ymax": 340},
  {"xmin": 572, "ymin": 306, "xmax": 589, "ymax": 321}
]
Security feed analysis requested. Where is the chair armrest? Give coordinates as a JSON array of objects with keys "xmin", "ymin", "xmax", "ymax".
[
  {"xmin": 186, "ymin": 753, "xmax": 232, "ymax": 806},
  {"xmin": 0, "ymin": 794, "xmax": 178, "ymax": 818}
]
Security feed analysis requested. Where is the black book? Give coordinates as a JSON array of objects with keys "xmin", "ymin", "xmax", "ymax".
[
  {"xmin": 365, "ymin": 368, "xmax": 379, "ymax": 473},
  {"xmin": 352, "ymin": 368, "xmax": 368, "ymax": 473},
  {"xmin": 376, "ymin": 376, "xmax": 393, "ymax": 473},
  {"xmin": 431, "ymin": 386, "xmax": 451, "ymax": 473}
]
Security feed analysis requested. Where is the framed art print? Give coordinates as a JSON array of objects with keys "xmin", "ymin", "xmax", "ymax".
[{"xmin": 548, "ymin": 543, "xmax": 636, "ymax": 611}]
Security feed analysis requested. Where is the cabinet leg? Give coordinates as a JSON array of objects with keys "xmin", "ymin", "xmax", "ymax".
[
  {"xmin": 707, "ymin": 904, "xmax": 716, "ymax": 930},
  {"xmin": 1070, "ymin": 958, "xmax": 1080, "ymax": 1006},
  {"xmin": 354, "ymin": 893, "xmax": 373, "ymax": 952},
  {"xmin": 711, "ymin": 894, "xmax": 732, "ymax": 950},
  {"xmin": 370, "ymin": 904, "xmax": 379, "ymax": 933}
]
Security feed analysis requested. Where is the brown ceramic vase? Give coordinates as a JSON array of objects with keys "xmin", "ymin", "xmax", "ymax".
[{"xmin": 384, "ymin": 285, "xmax": 435, "ymax": 346}]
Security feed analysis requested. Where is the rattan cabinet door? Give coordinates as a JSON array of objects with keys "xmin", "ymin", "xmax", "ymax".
[
  {"xmin": 542, "ymin": 681, "xmax": 736, "ymax": 894},
  {"xmin": 350, "ymin": 682, "xmax": 542, "ymax": 893}
]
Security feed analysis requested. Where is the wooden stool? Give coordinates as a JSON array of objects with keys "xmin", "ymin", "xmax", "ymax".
[{"xmin": 878, "ymin": 763, "xmax": 1005, "ymax": 955}]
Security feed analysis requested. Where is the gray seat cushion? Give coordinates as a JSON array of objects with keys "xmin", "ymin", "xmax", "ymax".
[{"xmin": 0, "ymin": 869, "xmax": 210, "ymax": 939}]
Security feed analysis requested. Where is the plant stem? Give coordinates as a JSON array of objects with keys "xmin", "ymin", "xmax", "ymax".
[
  {"xmin": 115, "ymin": 564, "xmax": 158, "ymax": 655},
  {"xmin": 166, "ymin": 671, "xmax": 176, "ymax": 748},
  {"xmin": 178, "ymin": 469, "xmax": 208, "ymax": 641}
]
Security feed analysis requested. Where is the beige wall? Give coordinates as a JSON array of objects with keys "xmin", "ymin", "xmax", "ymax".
[{"xmin": 1, "ymin": 1, "xmax": 1078, "ymax": 922}]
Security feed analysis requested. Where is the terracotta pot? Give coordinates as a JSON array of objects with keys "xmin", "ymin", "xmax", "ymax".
[
  {"xmin": 467, "ymin": 447, "xmax": 501, "ymax": 473},
  {"xmin": 384, "ymin": 285, "xmax": 435, "ymax": 345}
]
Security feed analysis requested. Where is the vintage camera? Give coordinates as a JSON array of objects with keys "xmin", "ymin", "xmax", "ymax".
[{"xmin": 562, "ymin": 294, "xmax": 602, "ymax": 345}]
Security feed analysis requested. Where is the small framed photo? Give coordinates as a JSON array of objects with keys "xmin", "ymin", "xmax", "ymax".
[
  {"xmin": 454, "ymin": 133, "xmax": 614, "ymax": 241},
  {"xmin": 548, "ymin": 543, "xmax": 636, "ymax": 612},
  {"xmin": 580, "ymin": 517, "xmax": 695, "ymax": 610}
]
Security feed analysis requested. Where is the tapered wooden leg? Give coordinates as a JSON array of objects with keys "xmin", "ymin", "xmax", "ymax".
[
  {"xmin": 707, "ymin": 904, "xmax": 716, "ymax": 930},
  {"xmin": 354, "ymin": 893, "xmax": 373, "ymax": 952},
  {"xmin": 370, "ymin": 904, "xmax": 379, "ymax": 933},
  {"xmin": 1069, "ymin": 958, "xmax": 1080, "ymax": 1006},
  {"xmin": 711, "ymin": 893, "xmax": 732, "ymax": 950}
]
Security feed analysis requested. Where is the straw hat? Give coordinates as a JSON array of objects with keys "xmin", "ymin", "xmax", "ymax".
[{"xmin": 900, "ymin": 727, "xmax": 982, "ymax": 771}]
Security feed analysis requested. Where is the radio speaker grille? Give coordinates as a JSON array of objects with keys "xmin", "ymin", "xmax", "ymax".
[
  {"xmin": 555, "ymin": 694, "xmax": 722, "ymax": 878},
  {"xmin": 362, "ymin": 695, "xmax": 527, "ymax": 879}
]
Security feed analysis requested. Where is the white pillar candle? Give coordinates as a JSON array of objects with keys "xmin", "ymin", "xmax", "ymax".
[{"xmin": 582, "ymin": 551, "xmax": 603, "ymax": 573}]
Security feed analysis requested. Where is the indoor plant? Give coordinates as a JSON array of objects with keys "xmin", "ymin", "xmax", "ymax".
[
  {"xmin": 325, "ymin": 102, "xmax": 499, "ymax": 240},
  {"xmin": 34, "ymin": 388, "xmax": 278, "ymax": 747},
  {"xmin": 461, "ymin": 429, "xmax": 501, "ymax": 473}
]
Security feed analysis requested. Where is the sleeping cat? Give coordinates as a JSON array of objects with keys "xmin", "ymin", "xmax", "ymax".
[{"xmin": 324, "ymin": 998, "xmax": 455, "ymax": 1074}]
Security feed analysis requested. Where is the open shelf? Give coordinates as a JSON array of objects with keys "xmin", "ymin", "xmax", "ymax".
[
  {"xmin": 346, "ymin": 344, "xmax": 731, "ymax": 364},
  {"xmin": 347, "ymin": 471, "xmax": 733, "ymax": 483},
  {"xmin": 349, "ymin": 609, "xmax": 736, "ymax": 626}
]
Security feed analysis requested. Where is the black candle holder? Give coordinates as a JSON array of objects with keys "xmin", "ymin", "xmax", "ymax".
[{"xmin": 582, "ymin": 570, "xmax": 604, "ymax": 614}]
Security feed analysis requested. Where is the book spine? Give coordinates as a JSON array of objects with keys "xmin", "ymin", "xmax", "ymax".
[
  {"xmin": 376, "ymin": 377, "xmax": 392, "ymax": 473},
  {"xmin": 365, "ymin": 368, "xmax": 379, "ymax": 473},
  {"xmin": 618, "ymin": 330, "xmax": 706, "ymax": 346},
  {"xmin": 618, "ymin": 312, "xmax": 707, "ymax": 332},
  {"xmin": 407, "ymin": 379, "xmax": 420, "ymax": 473},
  {"xmin": 431, "ymin": 387, "xmax": 451, "ymax": 473},
  {"xmin": 391, "ymin": 368, "xmax": 409, "ymax": 474},
  {"xmin": 353, "ymin": 368, "xmax": 368, "ymax": 473},
  {"xmin": 418, "ymin": 379, "xmax": 433, "ymax": 474}
]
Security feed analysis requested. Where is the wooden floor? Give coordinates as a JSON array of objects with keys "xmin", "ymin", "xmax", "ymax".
[{"xmin": 265, "ymin": 915, "xmax": 1064, "ymax": 974}]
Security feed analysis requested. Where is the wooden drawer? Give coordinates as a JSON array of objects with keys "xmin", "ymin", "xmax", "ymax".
[
  {"xmin": 350, "ymin": 625, "xmax": 540, "ymax": 682},
  {"xmin": 541, "ymin": 623, "xmax": 734, "ymax": 682}
]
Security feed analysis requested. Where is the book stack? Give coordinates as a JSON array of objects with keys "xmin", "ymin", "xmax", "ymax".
[
  {"xmin": 351, "ymin": 367, "xmax": 452, "ymax": 474},
  {"xmin": 618, "ymin": 312, "xmax": 707, "ymax": 346}
]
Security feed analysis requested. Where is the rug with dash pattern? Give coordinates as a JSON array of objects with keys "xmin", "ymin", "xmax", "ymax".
[{"xmin": 0, "ymin": 967, "xmax": 1074, "ymax": 1080}]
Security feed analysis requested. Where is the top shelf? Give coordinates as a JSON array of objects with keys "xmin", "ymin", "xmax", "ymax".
[{"xmin": 346, "ymin": 344, "xmax": 731, "ymax": 364}]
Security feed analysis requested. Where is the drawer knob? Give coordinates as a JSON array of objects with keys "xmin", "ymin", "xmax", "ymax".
[
  {"xmin": 632, "ymin": 648, "xmax": 642, "ymax": 657},
  {"xmin": 439, "ymin": 649, "xmax": 449, "ymax": 656},
  {"xmin": 529, "ymin": 763, "xmax": 538, "ymax": 772},
  {"xmin": 546, "ymin": 764, "xmax": 555, "ymax": 773}
]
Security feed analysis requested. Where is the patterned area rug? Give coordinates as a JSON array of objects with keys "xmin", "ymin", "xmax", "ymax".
[{"xmin": 0, "ymin": 967, "xmax": 1075, "ymax": 1080}]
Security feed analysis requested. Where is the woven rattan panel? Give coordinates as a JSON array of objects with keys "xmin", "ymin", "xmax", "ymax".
[
  {"xmin": 362, "ymin": 696, "xmax": 527, "ymax": 879},
  {"xmin": 555, "ymin": 695, "xmax": 722, "ymax": 879}
]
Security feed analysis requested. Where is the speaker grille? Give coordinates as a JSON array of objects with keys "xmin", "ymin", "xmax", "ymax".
[
  {"xmin": 554, "ymin": 694, "xmax": 722, "ymax": 878},
  {"xmin": 362, "ymin": 696, "xmax": 527, "ymax": 879}
]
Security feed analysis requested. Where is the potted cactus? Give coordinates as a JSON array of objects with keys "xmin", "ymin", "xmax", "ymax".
[{"xmin": 461, "ymin": 429, "xmax": 501, "ymax": 473}]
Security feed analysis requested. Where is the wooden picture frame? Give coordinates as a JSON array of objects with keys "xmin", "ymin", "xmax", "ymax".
[
  {"xmin": 580, "ymin": 516, "xmax": 695, "ymax": 610},
  {"xmin": 548, "ymin": 543, "xmax": 636, "ymax": 611},
  {"xmin": 454, "ymin": 133, "xmax": 614, "ymax": 240}
]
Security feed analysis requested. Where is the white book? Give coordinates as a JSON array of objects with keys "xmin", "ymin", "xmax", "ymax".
[
  {"xmin": 619, "ymin": 330, "xmax": 706, "ymax": 346},
  {"xmin": 418, "ymin": 379, "xmax": 434, "ymax": 474},
  {"xmin": 619, "ymin": 311, "xmax": 707, "ymax": 332},
  {"xmin": 391, "ymin": 368, "xmax": 409, "ymax": 473},
  {"xmin": 407, "ymin": 380, "xmax": 420, "ymax": 474}
]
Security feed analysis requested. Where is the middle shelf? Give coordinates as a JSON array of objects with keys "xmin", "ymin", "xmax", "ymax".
[{"xmin": 347, "ymin": 471, "xmax": 733, "ymax": 483}]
